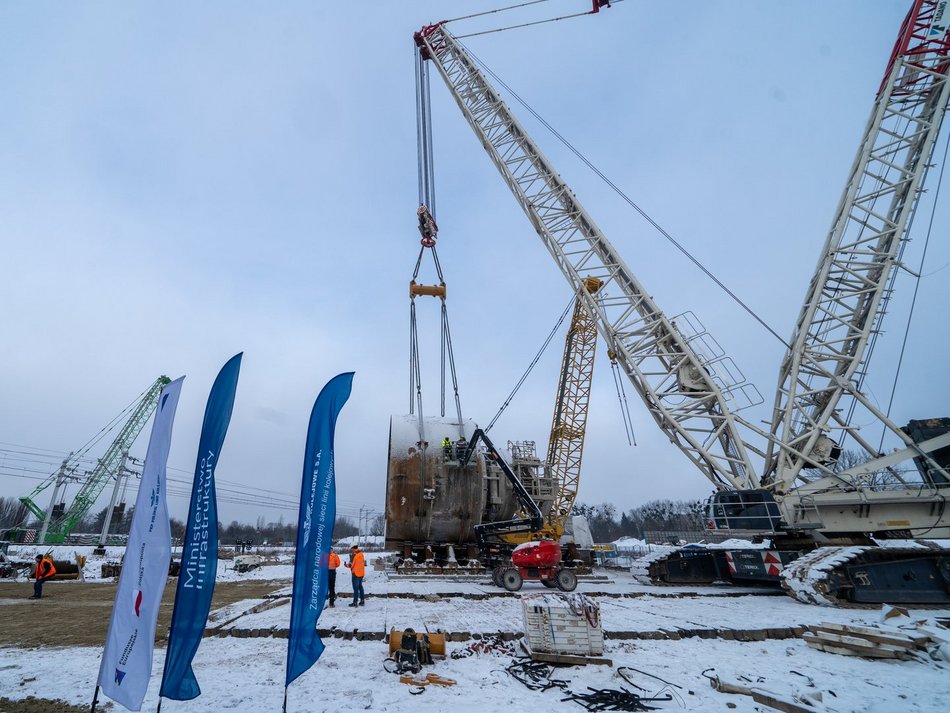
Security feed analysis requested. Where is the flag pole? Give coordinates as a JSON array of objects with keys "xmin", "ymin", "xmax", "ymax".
[
  {"xmin": 156, "ymin": 696, "xmax": 163, "ymax": 712},
  {"xmin": 282, "ymin": 686, "xmax": 288, "ymax": 713},
  {"xmin": 90, "ymin": 685, "xmax": 100, "ymax": 712}
]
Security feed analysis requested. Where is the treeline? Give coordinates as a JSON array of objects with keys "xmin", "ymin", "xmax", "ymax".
[
  {"xmin": 213, "ymin": 513, "xmax": 385, "ymax": 546},
  {"xmin": 0, "ymin": 495, "xmax": 383, "ymax": 546},
  {"xmin": 0, "ymin": 496, "xmax": 27, "ymax": 530},
  {"xmin": 3, "ymin": 494, "xmax": 708, "ymax": 546},
  {"xmin": 572, "ymin": 500, "xmax": 706, "ymax": 542}
]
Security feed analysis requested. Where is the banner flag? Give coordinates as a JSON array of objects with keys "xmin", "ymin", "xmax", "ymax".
[
  {"xmin": 159, "ymin": 353, "xmax": 242, "ymax": 701},
  {"xmin": 285, "ymin": 372, "xmax": 354, "ymax": 687},
  {"xmin": 97, "ymin": 377, "xmax": 184, "ymax": 712}
]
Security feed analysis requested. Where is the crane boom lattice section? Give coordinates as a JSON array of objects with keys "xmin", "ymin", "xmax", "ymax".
[
  {"xmin": 546, "ymin": 279, "xmax": 599, "ymax": 533},
  {"xmin": 41, "ymin": 375, "xmax": 170, "ymax": 543},
  {"xmin": 766, "ymin": 1, "xmax": 950, "ymax": 491},
  {"xmin": 415, "ymin": 24, "xmax": 759, "ymax": 490}
]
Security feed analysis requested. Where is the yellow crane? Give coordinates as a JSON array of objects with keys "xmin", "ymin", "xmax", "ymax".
[{"xmin": 502, "ymin": 276, "xmax": 602, "ymax": 544}]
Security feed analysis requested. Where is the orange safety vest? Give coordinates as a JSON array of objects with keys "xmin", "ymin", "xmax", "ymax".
[
  {"xmin": 36, "ymin": 558, "xmax": 56, "ymax": 579},
  {"xmin": 328, "ymin": 552, "xmax": 341, "ymax": 569},
  {"xmin": 349, "ymin": 551, "xmax": 365, "ymax": 577}
]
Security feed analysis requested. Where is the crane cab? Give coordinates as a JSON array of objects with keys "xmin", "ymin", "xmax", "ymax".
[{"xmin": 707, "ymin": 490, "xmax": 784, "ymax": 532}]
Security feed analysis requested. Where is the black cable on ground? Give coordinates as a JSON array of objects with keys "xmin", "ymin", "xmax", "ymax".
[
  {"xmin": 561, "ymin": 686, "xmax": 670, "ymax": 711},
  {"xmin": 505, "ymin": 657, "xmax": 570, "ymax": 692},
  {"xmin": 618, "ymin": 665, "xmax": 682, "ymax": 690}
]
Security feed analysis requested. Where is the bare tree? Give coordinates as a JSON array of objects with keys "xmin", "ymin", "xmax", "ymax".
[
  {"xmin": 0, "ymin": 497, "xmax": 28, "ymax": 529},
  {"xmin": 369, "ymin": 513, "xmax": 386, "ymax": 536},
  {"xmin": 833, "ymin": 449, "xmax": 905, "ymax": 489}
]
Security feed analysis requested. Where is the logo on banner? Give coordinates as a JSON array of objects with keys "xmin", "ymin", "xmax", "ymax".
[
  {"xmin": 115, "ymin": 669, "xmax": 127, "ymax": 686},
  {"xmin": 182, "ymin": 451, "xmax": 215, "ymax": 591},
  {"xmin": 134, "ymin": 590, "xmax": 143, "ymax": 617},
  {"xmin": 931, "ymin": 2, "xmax": 948, "ymax": 37}
]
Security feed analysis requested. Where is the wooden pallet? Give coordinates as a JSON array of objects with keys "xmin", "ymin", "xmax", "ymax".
[{"xmin": 802, "ymin": 621, "xmax": 927, "ymax": 660}]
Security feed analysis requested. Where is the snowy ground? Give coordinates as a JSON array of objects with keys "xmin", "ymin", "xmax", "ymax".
[
  {"xmin": 4, "ymin": 547, "xmax": 949, "ymax": 711},
  {"xmin": 218, "ymin": 587, "xmax": 937, "ymax": 637},
  {"xmin": 1, "ymin": 631, "xmax": 947, "ymax": 712},
  {"xmin": 3, "ymin": 544, "xmax": 300, "ymax": 583}
]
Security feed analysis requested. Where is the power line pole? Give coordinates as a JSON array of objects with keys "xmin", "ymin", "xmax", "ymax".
[
  {"xmin": 97, "ymin": 451, "xmax": 129, "ymax": 550},
  {"xmin": 37, "ymin": 456, "xmax": 71, "ymax": 545}
]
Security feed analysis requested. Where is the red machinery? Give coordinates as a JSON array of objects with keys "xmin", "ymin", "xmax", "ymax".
[{"xmin": 494, "ymin": 539, "xmax": 578, "ymax": 592}]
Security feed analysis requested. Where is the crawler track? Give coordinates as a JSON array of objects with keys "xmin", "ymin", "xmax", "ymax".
[{"xmin": 781, "ymin": 546, "xmax": 950, "ymax": 607}]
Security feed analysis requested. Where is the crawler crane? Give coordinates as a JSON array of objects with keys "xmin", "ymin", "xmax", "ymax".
[
  {"xmin": 13, "ymin": 376, "xmax": 170, "ymax": 545},
  {"xmin": 414, "ymin": 0, "xmax": 950, "ymax": 604}
]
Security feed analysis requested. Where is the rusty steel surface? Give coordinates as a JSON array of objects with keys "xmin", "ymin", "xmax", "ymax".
[{"xmin": 385, "ymin": 415, "xmax": 484, "ymax": 546}]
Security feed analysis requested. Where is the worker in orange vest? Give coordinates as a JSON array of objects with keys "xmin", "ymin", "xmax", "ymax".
[
  {"xmin": 327, "ymin": 549, "xmax": 341, "ymax": 608},
  {"xmin": 30, "ymin": 554, "xmax": 57, "ymax": 600},
  {"xmin": 345, "ymin": 545, "xmax": 366, "ymax": 607}
]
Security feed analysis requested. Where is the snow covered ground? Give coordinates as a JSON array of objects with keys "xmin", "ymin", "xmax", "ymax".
[
  {"xmin": 4, "ymin": 546, "xmax": 949, "ymax": 711},
  {"xmin": 1, "ymin": 630, "xmax": 947, "ymax": 712},
  {"xmin": 220, "ymin": 587, "xmax": 943, "ymax": 637},
  {"xmin": 3, "ymin": 544, "xmax": 299, "ymax": 583}
]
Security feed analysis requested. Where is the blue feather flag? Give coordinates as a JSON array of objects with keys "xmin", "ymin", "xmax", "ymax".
[
  {"xmin": 286, "ymin": 372, "xmax": 354, "ymax": 688},
  {"xmin": 159, "ymin": 353, "xmax": 242, "ymax": 701}
]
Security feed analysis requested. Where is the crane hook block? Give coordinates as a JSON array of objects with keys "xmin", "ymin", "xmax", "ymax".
[{"xmin": 417, "ymin": 204, "xmax": 438, "ymax": 247}]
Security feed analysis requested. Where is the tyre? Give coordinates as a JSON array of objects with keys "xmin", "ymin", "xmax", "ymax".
[
  {"xmin": 555, "ymin": 568, "xmax": 577, "ymax": 592},
  {"xmin": 501, "ymin": 567, "xmax": 524, "ymax": 592},
  {"xmin": 492, "ymin": 566, "xmax": 506, "ymax": 588},
  {"xmin": 541, "ymin": 579, "xmax": 556, "ymax": 588}
]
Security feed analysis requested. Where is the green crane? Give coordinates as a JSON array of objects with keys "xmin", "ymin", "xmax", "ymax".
[{"xmin": 19, "ymin": 375, "xmax": 170, "ymax": 545}]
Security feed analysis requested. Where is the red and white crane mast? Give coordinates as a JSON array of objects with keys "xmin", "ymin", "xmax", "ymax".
[{"xmin": 763, "ymin": 0, "xmax": 950, "ymax": 493}]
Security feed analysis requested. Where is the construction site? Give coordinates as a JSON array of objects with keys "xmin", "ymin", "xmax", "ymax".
[{"xmin": 1, "ymin": 1, "xmax": 950, "ymax": 712}]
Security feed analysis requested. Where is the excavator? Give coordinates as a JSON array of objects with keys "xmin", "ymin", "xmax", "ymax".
[{"xmin": 414, "ymin": 0, "xmax": 950, "ymax": 605}]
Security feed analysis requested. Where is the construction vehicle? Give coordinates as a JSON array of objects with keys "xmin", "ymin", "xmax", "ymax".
[
  {"xmin": 233, "ymin": 554, "xmax": 263, "ymax": 573},
  {"xmin": 459, "ymin": 429, "xmax": 579, "ymax": 591},
  {"xmin": 414, "ymin": 0, "xmax": 950, "ymax": 605},
  {"xmin": 11, "ymin": 376, "xmax": 170, "ymax": 545},
  {"xmin": 454, "ymin": 279, "xmax": 602, "ymax": 584}
]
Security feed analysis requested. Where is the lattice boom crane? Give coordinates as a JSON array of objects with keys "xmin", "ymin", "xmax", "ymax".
[
  {"xmin": 20, "ymin": 375, "xmax": 170, "ymax": 544},
  {"xmin": 764, "ymin": 0, "xmax": 950, "ymax": 494},
  {"xmin": 415, "ymin": 1, "xmax": 950, "ymax": 604},
  {"xmin": 414, "ymin": 21, "xmax": 761, "ymax": 495}
]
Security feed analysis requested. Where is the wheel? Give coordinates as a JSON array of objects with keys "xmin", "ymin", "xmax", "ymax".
[
  {"xmin": 492, "ymin": 566, "xmax": 506, "ymax": 588},
  {"xmin": 555, "ymin": 568, "xmax": 577, "ymax": 592},
  {"xmin": 501, "ymin": 567, "xmax": 524, "ymax": 592},
  {"xmin": 541, "ymin": 579, "xmax": 556, "ymax": 588}
]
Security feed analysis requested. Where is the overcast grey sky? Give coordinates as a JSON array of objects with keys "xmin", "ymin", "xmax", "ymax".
[{"xmin": 1, "ymin": 1, "xmax": 946, "ymax": 526}]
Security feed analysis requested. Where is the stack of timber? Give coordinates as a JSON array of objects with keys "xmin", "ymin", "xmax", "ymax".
[{"xmin": 802, "ymin": 621, "xmax": 933, "ymax": 660}]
